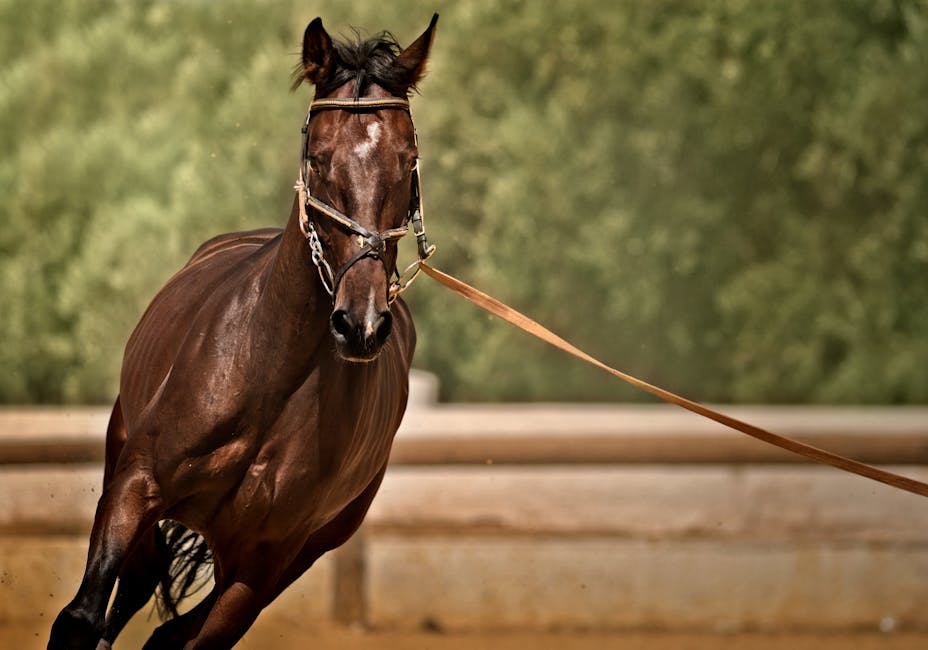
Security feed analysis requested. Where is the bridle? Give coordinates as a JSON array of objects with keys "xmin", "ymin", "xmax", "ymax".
[{"xmin": 295, "ymin": 96, "xmax": 435, "ymax": 303}]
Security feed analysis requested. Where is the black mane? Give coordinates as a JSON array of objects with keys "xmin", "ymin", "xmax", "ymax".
[{"xmin": 292, "ymin": 30, "xmax": 415, "ymax": 97}]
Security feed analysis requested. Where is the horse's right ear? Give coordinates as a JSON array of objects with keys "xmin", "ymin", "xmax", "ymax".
[{"xmin": 292, "ymin": 17, "xmax": 333, "ymax": 90}]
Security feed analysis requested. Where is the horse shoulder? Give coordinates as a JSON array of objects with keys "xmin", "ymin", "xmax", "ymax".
[{"xmin": 120, "ymin": 231, "xmax": 281, "ymax": 425}]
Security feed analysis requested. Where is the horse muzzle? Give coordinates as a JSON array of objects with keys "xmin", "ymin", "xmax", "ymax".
[{"xmin": 330, "ymin": 304, "xmax": 393, "ymax": 362}]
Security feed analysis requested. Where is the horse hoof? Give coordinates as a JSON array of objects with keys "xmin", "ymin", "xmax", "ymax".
[{"xmin": 48, "ymin": 609, "xmax": 102, "ymax": 650}]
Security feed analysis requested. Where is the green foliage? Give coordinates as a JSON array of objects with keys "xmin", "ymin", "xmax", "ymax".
[
  {"xmin": 1, "ymin": 1, "xmax": 926, "ymax": 403},
  {"xmin": 0, "ymin": 0, "xmax": 303, "ymax": 402}
]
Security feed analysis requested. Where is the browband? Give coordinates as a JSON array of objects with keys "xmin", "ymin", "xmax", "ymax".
[{"xmin": 309, "ymin": 97, "xmax": 411, "ymax": 113}]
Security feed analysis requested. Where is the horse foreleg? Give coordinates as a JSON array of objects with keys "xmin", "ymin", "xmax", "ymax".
[
  {"xmin": 48, "ymin": 467, "xmax": 162, "ymax": 650},
  {"xmin": 100, "ymin": 524, "xmax": 170, "ymax": 644},
  {"xmin": 92, "ymin": 398, "xmax": 169, "ymax": 644}
]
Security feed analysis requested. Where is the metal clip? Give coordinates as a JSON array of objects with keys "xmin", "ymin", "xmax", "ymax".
[{"xmin": 305, "ymin": 220, "xmax": 334, "ymax": 297}]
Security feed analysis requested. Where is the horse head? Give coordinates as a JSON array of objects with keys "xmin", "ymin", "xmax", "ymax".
[{"xmin": 293, "ymin": 15, "xmax": 437, "ymax": 362}]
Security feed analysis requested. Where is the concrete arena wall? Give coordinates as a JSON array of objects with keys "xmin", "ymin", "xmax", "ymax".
[{"xmin": 2, "ymin": 374, "xmax": 927, "ymax": 634}]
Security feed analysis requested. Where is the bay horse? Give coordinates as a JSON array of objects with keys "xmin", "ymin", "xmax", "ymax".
[{"xmin": 49, "ymin": 14, "xmax": 438, "ymax": 650}]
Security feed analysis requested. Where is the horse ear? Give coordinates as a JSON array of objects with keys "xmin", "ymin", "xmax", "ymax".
[
  {"xmin": 393, "ymin": 13, "xmax": 438, "ymax": 91},
  {"xmin": 293, "ymin": 17, "xmax": 333, "ymax": 90}
]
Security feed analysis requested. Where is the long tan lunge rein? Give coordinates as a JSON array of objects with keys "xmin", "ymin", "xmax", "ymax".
[{"xmin": 418, "ymin": 262, "xmax": 928, "ymax": 498}]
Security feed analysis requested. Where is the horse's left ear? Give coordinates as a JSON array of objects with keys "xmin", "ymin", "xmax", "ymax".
[{"xmin": 394, "ymin": 13, "xmax": 439, "ymax": 91}]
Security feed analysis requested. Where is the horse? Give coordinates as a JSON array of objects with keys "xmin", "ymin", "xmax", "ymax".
[{"xmin": 48, "ymin": 14, "xmax": 438, "ymax": 649}]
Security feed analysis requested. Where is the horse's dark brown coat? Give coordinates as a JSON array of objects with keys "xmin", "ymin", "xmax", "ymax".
[{"xmin": 49, "ymin": 14, "xmax": 437, "ymax": 650}]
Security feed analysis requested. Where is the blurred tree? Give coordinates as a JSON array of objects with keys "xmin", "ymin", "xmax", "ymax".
[
  {"xmin": 409, "ymin": 0, "xmax": 928, "ymax": 403},
  {"xmin": 1, "ymin": 0, "xmax": 926, "ymax": 404},
  {"xmin": 0, "ymin": 0, "xmax": 304, "ymax": 401}
]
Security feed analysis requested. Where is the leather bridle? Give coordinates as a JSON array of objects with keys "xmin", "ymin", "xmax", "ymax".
[{"xmin": 295, "ymin": 96, "xmax": 435, "ymax": 303}]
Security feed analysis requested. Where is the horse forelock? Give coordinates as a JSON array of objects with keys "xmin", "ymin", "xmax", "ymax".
[{"xmin": 291, "ymin": 30, "xmax": 419, "ymax": 98}]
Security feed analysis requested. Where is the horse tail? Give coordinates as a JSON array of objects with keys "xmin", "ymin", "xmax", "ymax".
[{"xmin": 154, "ymin": 520, "xmax": 214, "ymax": 620}]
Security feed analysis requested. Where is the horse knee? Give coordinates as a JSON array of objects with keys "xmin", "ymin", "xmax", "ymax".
[{"xmin": 48, "ymin": 607, "xmax": 102, "ymax": 650}]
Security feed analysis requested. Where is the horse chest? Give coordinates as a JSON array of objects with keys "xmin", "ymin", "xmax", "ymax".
[
  {"xmin": 194, "ymin": 369, "xmax": 402, "ymax": 538},
  {"xmin": 263, "ymin": 400, "xmax": 396, "ymax": 517}
]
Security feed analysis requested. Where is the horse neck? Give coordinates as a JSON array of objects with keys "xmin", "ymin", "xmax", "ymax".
[{"xmin": 248, "ymin": 193, "xmax": 333, "ymax": 383}]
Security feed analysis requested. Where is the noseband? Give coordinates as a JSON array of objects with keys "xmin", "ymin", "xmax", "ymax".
[{"xmin": 296, "ymin": 96, "xmax": 435, "ymax": 303}]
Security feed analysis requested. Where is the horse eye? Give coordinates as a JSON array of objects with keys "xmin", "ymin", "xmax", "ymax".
[{"xmin": 308, "ymin": 156, "xmax": 321, "ymax": 174}]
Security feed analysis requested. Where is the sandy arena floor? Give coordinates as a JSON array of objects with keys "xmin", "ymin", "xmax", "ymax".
[
  {"xmin": 11, "ymin": 620, "xmax": 928, "ymax": 650},
  {"xmin": 240, "ymin": 629, "xmax": 928, "ymax": 650}
]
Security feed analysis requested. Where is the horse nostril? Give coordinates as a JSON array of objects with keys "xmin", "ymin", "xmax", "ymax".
[
  {"xmin": 331, "ymin": 309, "xmax": 354, "ymax": 339},
  {"xmin": 373, "ymin": 311, "xmax": 393, "ymax": 346},
  {"xmin": 332, "ymin": 308, "xmax": 391, "ymax": 356}
]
